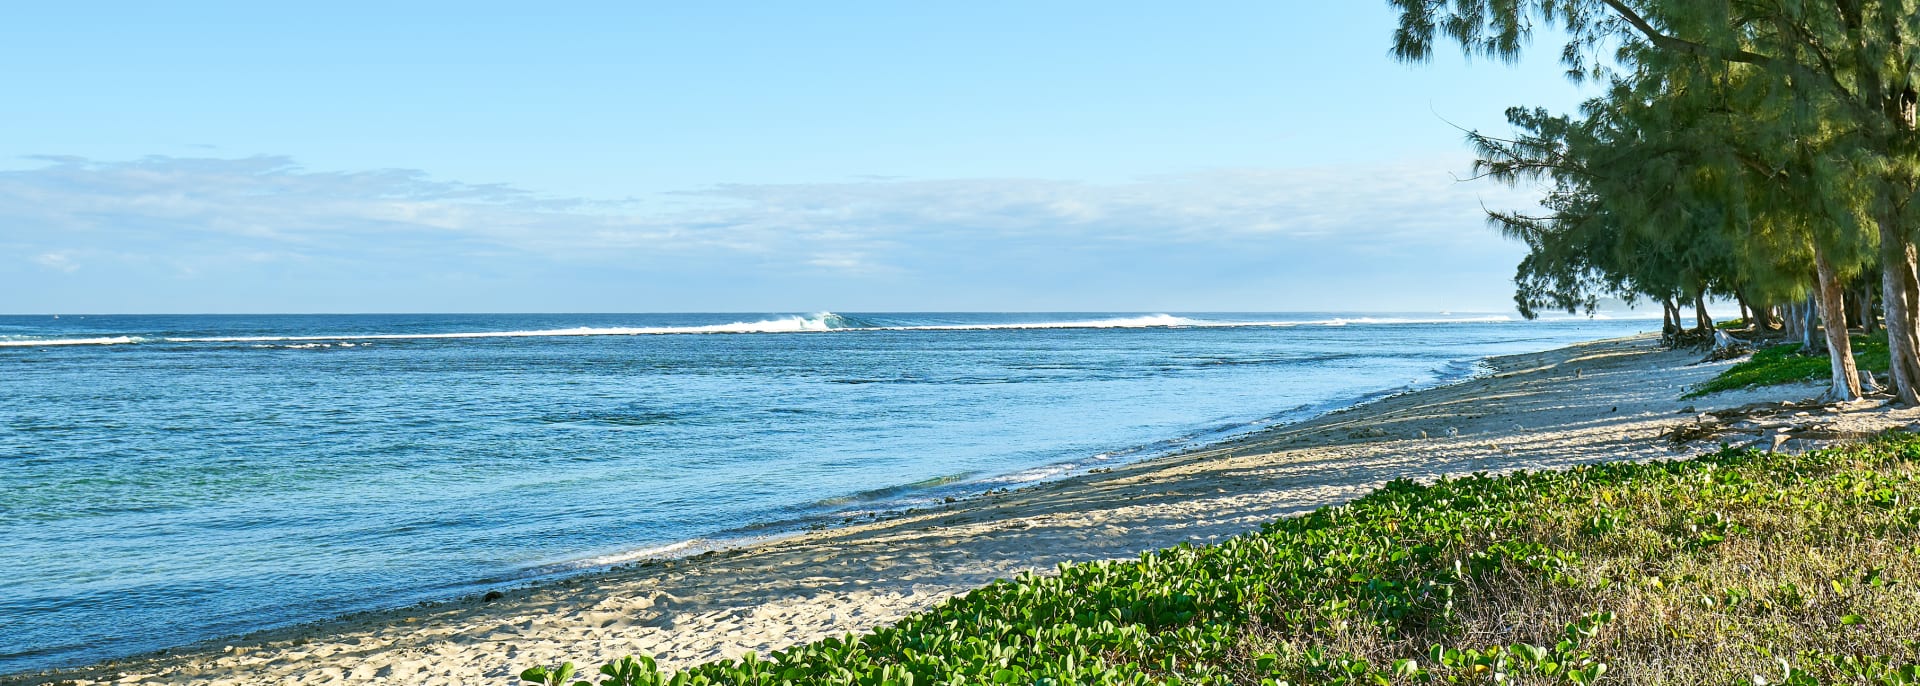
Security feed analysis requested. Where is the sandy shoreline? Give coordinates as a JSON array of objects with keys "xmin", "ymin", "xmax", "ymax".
[{"xmin": 16, "ymin": 333, "xmax": 1916, "ymax": 686}]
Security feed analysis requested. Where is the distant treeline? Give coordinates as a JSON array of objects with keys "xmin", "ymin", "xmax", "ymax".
[{"xmin": 1390, "ymin": 1, "xmax": 1920, "ymax": 402}]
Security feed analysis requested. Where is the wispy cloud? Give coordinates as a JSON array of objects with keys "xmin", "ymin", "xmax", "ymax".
[
  {"xmin": 705, "ymin": 164, "xmax": 1535, "ymax": 244},
  {"xmin": 0, "ymin": 154, "xmax": 1524, "ymax": 281},
  {"xmin": 33, "ymin": 251, "xmax": 78, "ymax": 272}
]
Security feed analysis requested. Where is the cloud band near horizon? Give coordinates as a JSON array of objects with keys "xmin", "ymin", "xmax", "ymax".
[{"xmin": 0, "ymin": 154, "xmax": 1537, "ymax": 313}]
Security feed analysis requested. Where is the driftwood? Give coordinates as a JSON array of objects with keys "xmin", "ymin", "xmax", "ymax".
[
  {"xmin": 1663, "ymin": 327, "xmax": 1714, "ymax": 349},
  {"xmin": 1661, "ymin": 399, "xmax": 1880, "ymax": 449},
  {"xmin": 1702, "ymin": 329, "xmax": 1752, "ymax": 361}
]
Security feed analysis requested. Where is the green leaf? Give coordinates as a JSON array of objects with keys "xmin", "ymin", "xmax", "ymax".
[
  {"xmin": 519, "ymin": 667, "xmax": 549, "ymax": 685},
  {"xmin": 1393, "ymin": 658, "xmax": 1420, "ymax": 677}
]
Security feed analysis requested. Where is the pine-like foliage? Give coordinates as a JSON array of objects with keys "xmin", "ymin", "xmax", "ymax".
[{"xmin": 1390, "ymin": 0, "xmax": 1915, "ymax": 398}]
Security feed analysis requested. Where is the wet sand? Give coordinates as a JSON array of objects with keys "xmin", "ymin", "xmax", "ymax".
[{"xmin": 17, "ymin": 333, "xmax": 1910, "ymax": 686}]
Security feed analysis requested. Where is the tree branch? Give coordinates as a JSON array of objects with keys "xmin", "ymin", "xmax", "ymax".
[
  {"xmin": 1596, "ymin": 0, "xmax": 1866, "ymax": 117},
  {"xmin": 1598, "ymin": 0, "xmax": 1776, "ymax": 65}
]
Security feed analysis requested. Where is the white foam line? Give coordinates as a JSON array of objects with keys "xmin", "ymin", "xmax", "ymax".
[
  {"xmin": 167, "ymin": 316, "xmax": 839, "ymax": 343},
  {"xmin": 0, "ymin": 336, "xmax": 143, "ymax": 347},
  {"xmin": 565, "ymin": 539, "xmax": 702, "ymax": 569},
  {"xmin": 0, "ymin": 312, "xmax": 1600, "ymax": 348}
]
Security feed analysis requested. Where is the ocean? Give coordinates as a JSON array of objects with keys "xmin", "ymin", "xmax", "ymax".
[{"xmin": 0, "ymin": 312, "xmax": 1652, "ymax": 673}]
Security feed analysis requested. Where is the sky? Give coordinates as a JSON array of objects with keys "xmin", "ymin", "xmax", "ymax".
[{"xmin": 0, "ymin": 2, "xmax": 1599, "ymax": 314}]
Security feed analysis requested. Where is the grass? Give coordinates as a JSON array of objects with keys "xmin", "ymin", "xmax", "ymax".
[
  {"xmin": 1686, "ymin": 333, "xmax": 1891, "ymax": 399},
  {"xmin": 521, "ymin": 436, "xmax": 1920, "ymax": 686}
]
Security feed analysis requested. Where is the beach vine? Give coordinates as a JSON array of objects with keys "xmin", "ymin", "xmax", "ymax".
[{"xmin": 520, "ymin": 435, "xmax": 1920, "ymax": 685}]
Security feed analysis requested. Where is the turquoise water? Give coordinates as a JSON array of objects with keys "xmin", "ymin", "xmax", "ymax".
[{"xmin": 0, "ymin": 312, "xmax": 1652, "ymax": 673}]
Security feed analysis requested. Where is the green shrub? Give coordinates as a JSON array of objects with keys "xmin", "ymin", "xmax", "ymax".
[
  {"xmin": 521, "ymin": 436, "xmax": 1920, "ymax": 685},
  {"xmin": 1688, "ymin": 334, "xmax": 1890, "ymax": 398}
]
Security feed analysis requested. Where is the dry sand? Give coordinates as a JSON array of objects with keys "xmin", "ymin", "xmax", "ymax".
[{"xmin": 18, "ymin": 333, "xmax": 1920, "ymax": 686}]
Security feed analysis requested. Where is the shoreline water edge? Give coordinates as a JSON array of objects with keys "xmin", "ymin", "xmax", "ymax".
[
  {"xmin": 532, "ymin": 354, "xmax": 1496, "ymax": 579},
  {"xmin": 3, "ymin": 313, "xmax": 1646, "ymax": 676},
  {"xmin": 22, "ymin": 330, "xmax": 1906, "ymax": 686},
  {"xmin": 5, "ymin": 329, "xmax": 1507, "ymax": 683}
]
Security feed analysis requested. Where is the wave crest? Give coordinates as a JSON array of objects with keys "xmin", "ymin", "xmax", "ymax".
[
  {"xmin": 0, "ymin": 336, "xmax": 145, "ymax": 348},
  {"xmin": 0, "ymin": 312, "xmax": 1559, "ymax": 348}
]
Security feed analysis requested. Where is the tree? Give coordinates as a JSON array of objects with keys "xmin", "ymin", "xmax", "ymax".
[
  {"xmin": 1461, "ymin": 39, "xmax": 1873, "ymax": 398},
  {"xmin": 1392, "ymin": 0, "xmax": 1903, "ymax": 401}
]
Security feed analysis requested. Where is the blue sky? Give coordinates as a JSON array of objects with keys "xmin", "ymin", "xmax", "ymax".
[{"xmin": 0, "ymin": 2, "xmax": 1594, "ymax": 313}]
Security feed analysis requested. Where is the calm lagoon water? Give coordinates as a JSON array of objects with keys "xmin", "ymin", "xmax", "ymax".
[{"xmin": 0, "ymin": 312, "xmax": 1652, "ymax": 672}]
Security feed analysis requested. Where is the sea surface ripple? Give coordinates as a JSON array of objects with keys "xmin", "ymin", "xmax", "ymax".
[{"xmin": 0, "ymin": 312, "xmax": 1652, "ymax": 673}]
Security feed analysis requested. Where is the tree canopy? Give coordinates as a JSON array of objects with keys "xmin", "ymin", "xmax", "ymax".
[{"xmin": 1390, "ymin": 0, "xmax": 1919, "ymax": 402}]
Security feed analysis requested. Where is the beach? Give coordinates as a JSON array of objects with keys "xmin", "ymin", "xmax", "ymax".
[{"xmin": 16, "ymin": 332, "xmax": 1909, "ymax": 686}]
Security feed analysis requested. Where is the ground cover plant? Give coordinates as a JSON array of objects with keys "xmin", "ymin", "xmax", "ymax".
[
  {"xmin": 1689, "ymin": 335, "xmax": 1892, "ymax": 399},
  {"xmin": 524, "ymin": 436, "xmax": 1920, "ymax": 685}
]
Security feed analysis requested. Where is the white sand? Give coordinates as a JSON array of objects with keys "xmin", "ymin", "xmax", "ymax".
[{"xmin": 19, "ymin": 334, "xmax": 1917, "ymax": 686}]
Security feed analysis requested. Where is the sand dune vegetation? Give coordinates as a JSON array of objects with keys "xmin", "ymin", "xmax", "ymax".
[{"xmin": 517, "ymin": 436, "xmax": 1920, "ymax": 685}]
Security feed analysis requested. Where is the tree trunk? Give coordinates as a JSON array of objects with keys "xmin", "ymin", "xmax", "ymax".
[
  {"xmin": 1859, "ymin": 283, "xmax": 1878, "ymax": 335},
  {"xmin": 1815, "ymin": 245, "xmax": 1862, "ymax": 401},
  {"xmin": 1662, "ymin": 297, "xmax": 1679, "ymax": 337},
  {"xmin": 1693, "ymin": 291, "xmax": 1714, "ymax": 332},
  {"xmin": 1737, "ymin": 292, "xmax": 1752, "ymax": 329},
  {"xmin": 1876, "ymin": 212, "xmax": 1920, "ymax": 404},
  {"xmin": 1802, "ymin": 292, "xmax": 1821, "ymax": 353},
  {"xmin": 1901, "ymin": 241, "xmax": 1920, "ymax": 350}
]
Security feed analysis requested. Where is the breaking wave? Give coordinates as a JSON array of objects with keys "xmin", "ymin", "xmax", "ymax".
[
  {"xmin": 0, "ymin": 336, "xmax": 147, "ymax": 348},
  {"xmin": 0, "ymin": 312, "xmax": 1535, "ymax": 348}
]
